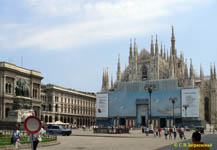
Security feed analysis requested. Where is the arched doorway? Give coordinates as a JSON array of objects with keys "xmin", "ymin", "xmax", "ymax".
[
  {"xmin": 5, "ymin": 108, "xmax": 10, "ymax": 118},
  {"xmin": 45, "ymin": 116, "xmax": 48, "ymax": 123},
  {"xmin": 49, "ymin": 116, "xmax": 52, "ymax": 122},
  {"xmin": 204, "ymin": 97, "xmax": 210, "ymax": 123},
  {"xmin": 55, "ymin": 116, "xmax": 58, "ymax": 122}
]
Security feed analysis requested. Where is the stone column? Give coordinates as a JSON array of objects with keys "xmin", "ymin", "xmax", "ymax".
[
  {"xmin": 52, "ymin": 115, "xmax": 55, "ymax": 123},
  {"xmin": 30, "ymin": 79, "xmax": 33, "ymax": 98}
]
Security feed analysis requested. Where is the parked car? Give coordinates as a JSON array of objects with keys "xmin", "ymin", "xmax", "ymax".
[{"xmin": 46, "ymin": 124, "xmax": 71, "ymax": 136}]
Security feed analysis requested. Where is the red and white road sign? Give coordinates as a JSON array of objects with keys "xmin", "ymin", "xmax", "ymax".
[{"xmin": 24, "ymin": 116, "xmax": 42, "ymax": 134}]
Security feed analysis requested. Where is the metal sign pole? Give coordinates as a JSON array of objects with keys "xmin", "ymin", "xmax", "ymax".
[{"xmin": 31, "ymin": 134, "xmax": 34, "ymax": 150}]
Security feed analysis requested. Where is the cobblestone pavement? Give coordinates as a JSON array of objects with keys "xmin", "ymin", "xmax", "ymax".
[{"xmin": 36, "ymin": 129, "xmax": 217, "ymax": 150}]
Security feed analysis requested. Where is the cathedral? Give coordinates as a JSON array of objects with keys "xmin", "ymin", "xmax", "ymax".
[{"xmin": 100, "ymin": 26, "xmax": 217, "ymax": 126}]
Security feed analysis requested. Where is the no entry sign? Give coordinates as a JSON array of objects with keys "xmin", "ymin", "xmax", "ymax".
[{"xmin": 24, "ymin": 116, "xmax": 42, "ymax": 134}]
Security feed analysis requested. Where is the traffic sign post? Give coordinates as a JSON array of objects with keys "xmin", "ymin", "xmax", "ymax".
[{"xmin": 24, "ymin": 116, "xmax": 42, "ymax": 150}]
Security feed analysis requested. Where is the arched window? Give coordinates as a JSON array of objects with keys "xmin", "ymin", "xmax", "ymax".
[
  {"xmin": 49, "ymin": 104, "xmax": 52, "ymax": 111},
  {"xmin": 5, "ymin": 83, "xmax": 9, "ymax": 93},
  {"xmin": 55, "ymin": 116, "xmax": 58, "ymax": 122},
  {"xmin": 55, "ymin": 104, "xmax": 58, "ymax": 112},
  {"xmin": 142, "ymin": 65, "xmax": 148, "ymax": 80},
  {"xmin": 204, "ymin": 97, "xmax": 210, "ymax": 123},
  {"xmin": 8, "ymin": 84, "xmax": 11, "ymax": 94},
  {"xmin": 45, "ymin": 116, "xmax": 48, "ymax": 123}
]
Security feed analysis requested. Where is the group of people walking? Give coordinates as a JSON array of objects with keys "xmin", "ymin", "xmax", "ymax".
[
  {"xmin": 142, "ymin": 126, "xmax": 186, "ymax": 140},
  {"xmin": 11, "ymin": 125, "xmax": 43, "ymax": 150}
]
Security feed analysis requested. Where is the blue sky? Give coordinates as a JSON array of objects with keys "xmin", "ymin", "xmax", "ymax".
[{"xmin": 0, "ymin": 0, "xmax": 217, "ymax": 92}]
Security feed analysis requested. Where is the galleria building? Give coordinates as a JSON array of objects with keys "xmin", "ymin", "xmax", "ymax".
[
  {"xmin": 0, "ymin": 62, "xmax": 96, "ymax": 127},
  {"xmin": 99, "ymin": 27, "xmax": 217, "ymax": 127}
]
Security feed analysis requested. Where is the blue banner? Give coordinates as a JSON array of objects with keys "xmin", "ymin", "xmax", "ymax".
[{"xmin": 108, "ymin": 90, "xmax": 181, "ymax": 117}]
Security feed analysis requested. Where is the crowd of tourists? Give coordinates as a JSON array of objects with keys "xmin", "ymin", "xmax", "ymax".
[{"xmin": 142, "ymin": 126, "xmax": 187, "ymax": 140}]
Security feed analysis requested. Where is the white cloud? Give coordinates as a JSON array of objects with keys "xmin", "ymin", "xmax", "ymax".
[{"xmin": 0, "ymin": 0, "xmax": 213, "ymax": 50}]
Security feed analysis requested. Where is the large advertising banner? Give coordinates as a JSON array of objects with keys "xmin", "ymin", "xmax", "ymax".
[
  {"xmin": 181, "ymin": 88, "xmax": 199, "ymax": 117},
  {"xmin": 96, "ymin": 93, "xmax": 108, "ymax": 118},
  {"xmin": 109, "ymin": 90, "xmax": 181, "ymax": 117}
]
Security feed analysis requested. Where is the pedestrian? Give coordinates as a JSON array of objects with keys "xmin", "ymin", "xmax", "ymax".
[
  {"xmin": 153, "ymin": 127, "xmax": 157, "ymax": 137},
  {"xmin": 173, "ymin": 126, "xmax": 177, "ymax": 140},
  {"xmin": 164, "ymin": 127, "xmax": 168, "ymax": 139},
  {"xmin": 154, "ymin": 127, "xmax": 158, "ymax": 137},
  {"xmin": 142, "ymin": 126, "xmax": 144, "ymax": 133},
  {"xmin": 189, "ymin": 131, "xmax": 210, "ymax": 150},
  {"xmin": 29, "ymin": 130, "xmax": 42, "ymax": 150},
  {"xmin": 146, "ymin": 127, "xmax": 149, "ymax": 136},
  {"xmin": 181, "ymin": 126, "xmax": 186, "ymax": 139},
  {"xmin": 169, "ymin": 127, "xmax": 173, "ymax": 139},
  {"xmin": 12, "ymin": 126, "xmax": 21, "ymax": 150},
  {"xmin": 158, "ymin": 127, "xmax": 162, "ymax": 137},
  {"xmin": 177, "ymin": 127, "xmax": 183, "ymax": 139}
]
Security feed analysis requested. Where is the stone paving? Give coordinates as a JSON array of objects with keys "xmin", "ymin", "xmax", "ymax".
[{"xmin": 30, "ymin": 129, "xmax": 217, "ymax": 150}]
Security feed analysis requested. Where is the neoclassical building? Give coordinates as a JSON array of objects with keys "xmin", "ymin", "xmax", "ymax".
[
  {"xmin": 0, "ymin": 62, "xmax": 43, "ymax": 120},
  {"xmin": 40, "ymin": 84, "xmax": 96, "ymax": 127},
  {"xmin": 101, "ymin": 26, "xmax": 217, "ymax": 126},
  {"xmin": 0, "ymin": 62, "xmax": 96, "ymax": 127}
]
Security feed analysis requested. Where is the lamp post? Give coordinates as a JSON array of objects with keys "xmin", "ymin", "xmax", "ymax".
[
  {"xmin": 183, "ymin": 104, "xmax": 189, "ymax": 118},
  {"xmin": 169, "ymin": 97, "xmax": 178, "ymax": 126},
  {"xmin": 144, "ymin": 84, "xmax": 157, "ymax": 126}
]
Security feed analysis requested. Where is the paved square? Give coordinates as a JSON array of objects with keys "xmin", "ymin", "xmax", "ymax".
[{"xmin": 35, "ymin": 129, "xmax": 216, "ymax": 150}]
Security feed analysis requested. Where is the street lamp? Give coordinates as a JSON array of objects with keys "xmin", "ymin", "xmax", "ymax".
[
  {"xmin": 144, "ymin": 84, "xmax": 157, "ymax": 126},
  {"xmin": 169, "ymin": 97, "xmax": 178, "ymax": 126},
  {"xmin": 183, "ymin": 104, "xmax": 189, "ymax": 117}
]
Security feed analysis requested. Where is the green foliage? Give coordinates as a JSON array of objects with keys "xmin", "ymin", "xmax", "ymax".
[{"xmin": 0, "ymin": 134, "xmax": 56, "ymax": 146}]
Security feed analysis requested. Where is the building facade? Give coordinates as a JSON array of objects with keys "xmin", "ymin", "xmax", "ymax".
[
  {"xmin": 0, "ymin": 62, "xmax": 96, "ymax": 127},
  {"xmin": 41, "ymin": 84, "xmax": 96, "ymax": 127},
  {"xmin": 100, "ymin": 26, "xmax": 217, "ymax": 127},
  {"xmin": 0, "ymin": 62, "xmax": 43, "ymax": 120}
]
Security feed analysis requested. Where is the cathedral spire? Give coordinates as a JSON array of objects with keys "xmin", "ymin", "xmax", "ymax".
[
  {"xmin": 155, "ymin": 35, "xmax": 159, "ymax": 56},
  {"xmin": 167, "ymin": 49, "xmax": 169, "ymax": 61},
  {"xmin": 171, "ymin": 25, "xmax": 176, "ymax": 56},
  {"xmin": 160, "ymin": 42, "xmax": 163, "ymax": 57},
  {"xmin": 210, "ymin": 63, "xmax": 213, "ymax": 80},
  {"xmin": 190, "ymin": 58, "xmax": 194, "ymax": 79},
  {"xmin": 106, "ymin": 67, "xmax": 109, "ymax": 90},
  {"xmin": 101, "ymin": 68, "xmax": 106, "ymax": 92},
  {"xmin": 163, "ymin": 45, "xmax": 166, "ymax": 59},
  {"xmin": 184, "ymin": 59, "xmax": 188, "ymax": 79},
  {"xmin": 180, "ymin": 51, "xmax": 184, "ymax": 63},
  {"xmin": 169, "ymin": 55, "xmax": 174, "ymax": 78},
  {"xmin": 110, "ymin": 75, "xmax": 114, "ymax": 89},
  {"xmin": 117, "ymin": 54, "xmax": 121, "ymax": 81},
  {"xmin": 200, "ymin": 64, "xmax": 204, "ymax": 81},
  {"xmin": 214, "ymin": 63, "xmax": 216, "ymax": 80},
  {"xmin": 134, "ymin": 38, "xmax": 138, "ymax": 57},
  {"xmin": 151, "ymin": 35, "xmax": 154, "ymax": 56},
  {"xmin": 129, "ymin": 38, "xmax": 133, "ymax": 61}
]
